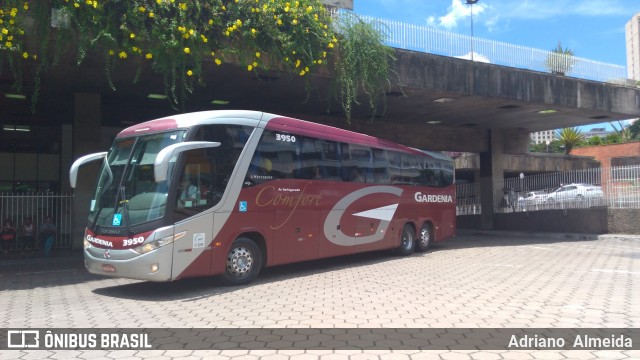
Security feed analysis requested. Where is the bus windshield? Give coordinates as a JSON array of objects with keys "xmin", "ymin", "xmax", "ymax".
[{"xmin": 89, "ymin": 130, "xmax": 187, "ymax": 227}]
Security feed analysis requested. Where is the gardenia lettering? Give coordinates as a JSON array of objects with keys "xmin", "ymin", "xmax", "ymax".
[
  {"xmin": 414, "ymin": 192, "xmax": 453, "ymax": 203},
  {"xmin": 86, "ymin": 234, "xmax": 113, "ymax": 248}
]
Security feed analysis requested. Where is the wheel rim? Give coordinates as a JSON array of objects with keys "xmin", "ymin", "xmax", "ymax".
[
  {"xmin": 227, "ymin": 246, "xmax": 253, "ymax": 277},
  {"xmin": 420, "ymin": 227, "xmax": 431, "ymax": 247},
  {"xmin": 401, "ymin": 228, "xmax": 414, "ymax": 250}
]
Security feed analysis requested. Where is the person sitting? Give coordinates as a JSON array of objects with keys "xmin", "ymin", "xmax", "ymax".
[
  {"xmin": 1, "ymin": 218, "xmax": 17, "ymax": 255},
  {"xmin": 21, "ymin": 216, "xmax": 36, "ymax": 253}
]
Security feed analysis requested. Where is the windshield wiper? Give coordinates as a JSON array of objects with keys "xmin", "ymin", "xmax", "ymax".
[{"xmin": 118, "ymin": 185, "xmax": 133, "ymax": 236}]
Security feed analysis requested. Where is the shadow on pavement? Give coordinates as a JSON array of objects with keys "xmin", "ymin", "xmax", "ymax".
[
  {"xmin": 0, "ymin": 232, "xmax": 616, "ymax": 293},
  {"xmin": 89, "ymin": 232, "xmax": 610, "ymax": 302}
]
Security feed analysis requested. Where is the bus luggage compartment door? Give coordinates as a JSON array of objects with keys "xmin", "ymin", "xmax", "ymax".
[{"xmin": 171, "ymin": 213, "xmax": 214, "ymax": 279}]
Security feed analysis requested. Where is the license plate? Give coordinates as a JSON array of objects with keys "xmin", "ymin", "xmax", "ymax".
[{"xmin": 102, "ymin": 264, "xmax": 116, "ymax": 273}]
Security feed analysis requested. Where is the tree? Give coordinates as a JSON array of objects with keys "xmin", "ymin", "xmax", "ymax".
[
  {"xmin": 556, "ymin": 127, "xmax": 584, "ymax": 154},
  {"xmin": 545, "ymin": 41, "xmax": 576, "ymax": 76},
  {"xmin": 628, "ymin": 118, "xmax": 640, "ymax": 140}
]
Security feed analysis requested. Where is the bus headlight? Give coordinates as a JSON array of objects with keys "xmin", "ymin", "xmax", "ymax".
[
  {"xmin": 132, "ymin": 231, "xmax": 186, "ymax": 254},
  {"xmin": 84, "ymin": 238, "xmax": 93, "ymax": 250}
]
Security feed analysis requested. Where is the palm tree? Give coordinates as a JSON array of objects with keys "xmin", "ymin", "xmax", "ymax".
[
  {"xmin": 545, "ymin": 41, "xmax": 576, "ymax": 76},
  {"xmin": 555, "ymin": 127, "xmax": 585, "ymax": 154}
]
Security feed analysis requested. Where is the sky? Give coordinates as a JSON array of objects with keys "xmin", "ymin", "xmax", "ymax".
[{"xmin": 353, "ymin": 0, "xmax": 640, "ymax": 130}]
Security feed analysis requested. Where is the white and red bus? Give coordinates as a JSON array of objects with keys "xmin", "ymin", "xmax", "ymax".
[{"xmin": 70, "ymin": 110, "xmax": 455, "ymax": 284}]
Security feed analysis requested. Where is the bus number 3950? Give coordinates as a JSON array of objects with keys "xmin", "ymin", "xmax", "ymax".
[
  {"xmin": 123, "ymin": 237, "xmax": 145, "ymax": 246},
  {"xmin": 275, "ymin": 133, "xmax": 296, "ymax": 142}
]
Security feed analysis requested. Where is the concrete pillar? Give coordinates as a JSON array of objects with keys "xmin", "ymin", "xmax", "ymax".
[
  {"xmin": 71, "ymin": 93, "xmax": 103, "ymax": 250},
  {"xmin": 479, "ymin": 129, "xmax": 504, "ymax": 230}
]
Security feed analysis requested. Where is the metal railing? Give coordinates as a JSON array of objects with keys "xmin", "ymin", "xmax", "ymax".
[
  {"xmin": 456, "ymin": 165, "xmax": 640, "ymax": 214},
  {"xmin": 340, "ymin": 11, "xmax": 629, "ymax": 85},
  {"xmin": 0, "ymin": 193, "xmax": 73, "ymax": 250}
]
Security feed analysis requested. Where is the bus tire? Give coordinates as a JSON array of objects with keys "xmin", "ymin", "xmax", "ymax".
[
  {"xmin": 416, "ymin": 223, "xmax": 433, "ymax": 252},
  {"xmin": 397, "ymin": 224, "xmax": 416, "ymax": 256},
  {"xmin": 222, "ymin": 237, "xmax": 262, "ymax": 285}
]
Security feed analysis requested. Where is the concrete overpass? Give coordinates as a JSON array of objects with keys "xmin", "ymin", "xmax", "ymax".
[{"xmin": 2, "ymin": 46, "xmax": 640, "ymax": 231}]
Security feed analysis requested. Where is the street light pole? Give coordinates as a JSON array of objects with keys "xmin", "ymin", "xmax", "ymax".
[{"xmin": 466, "ymin": 0, "xmax": 479, "ymax": 61}]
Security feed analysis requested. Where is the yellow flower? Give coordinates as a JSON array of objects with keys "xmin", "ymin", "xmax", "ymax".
[
  {"xmin": 138, "ymin": 6, "xmax": 145, "ymax": 12},
  {"xmin": 108, "ymin": 49, "xmax": 115, "ymax": 55},
  {"xmin": 24, "ymin": 3, "xmax": 29, "ymax": 10},
  {"xmin": 292, "ymin": 19, "xmax": 298, "ymax": 25},
  {"xmin": 295, "ymin": 59, "xmax": 300, "ymax": 68},
  {"xmin": 306, "ymin": 5, "xmax": 313, "ymax": 12},
  {"xmin": 179, "ymin": 3, "xmax": 187, "ymax": 10},
  {"xmin": 149, "ymin": 12, "xmax": 154, "ymax": 18},
  {"xmin": 247, "ymin": 64, "xmax": 253, "ymax": 71},
  {"xmin": 5, "ymin": 41, "xmax": 11, "ymax": 48},
  {"xmin": 145, "ymin": 53, "xmax": 153, "ymax": 59},
  {"xmin": 252, "ymin": 62, "xmax": 258, "ymax": 67},
  {"xmin": 22, "ymin": 51, "xmax": 28, "ymax": 59},
  {"xmin": 215, "ymin": 58, "xmax": 222, "ymax": 65},
  {"xmin": 186, "ymin": 69, "xmax": 193, "ymax": 76},
  {"xmin": 277, "ymin": 19, "xmax": 282, "ymax": 25},
  {"xmin": 1, "ymin": 28, "xmax": 7, "ymax": 35},
  {"xmin": 299, "ymin": 70, "xmax": 305, "ymax": 76},
  {"xmin": 184, "ymin": 47, "xmax": 190, "ymax": 54},
  {"xmin": 130, "ymin": 33, "xmax": 135, "ymax": 39},
  {"xmin": 255, "ymin": 52, "xmax": 261, "ymax": 58},
  {"xmin": 328, "ymin": 43, "xmax": 334, "ymax": 48},
  {"xmin": 189, "ymin": 29, "xmax": 194, "ymax": 35},
  {"xmin": 119, "ymin": 51, "xmax": 127, "ymax": 59},
  {"xmin": 251, "ymin": 28, "xmax": 257, "ymax": 35},
  {"xmin": 236, "ymin": 19, "xmax": 242, "ymax": 27},
  {"xmin": 211, "ymin": 51, "xmax": 215, "ymax": 56},
  {"xmin": 208, "ymin": 19, "xmax": 213, "ymax": 25}
]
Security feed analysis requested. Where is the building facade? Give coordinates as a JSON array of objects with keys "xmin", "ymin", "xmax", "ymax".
[
  {"xmin": 626, "ymin": 12, "xmax": 640, "ymax": 81},
  {"xmin": 530, "ymin": 130, "xmax": 554, "ymax": 145}
]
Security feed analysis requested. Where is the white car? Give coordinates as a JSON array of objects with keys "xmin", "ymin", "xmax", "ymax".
[
  {"xmin": 518, "ymin": 191, "xmax": 548, "ymax": 206},
  {"xmin": 546, "ymin": 183, "xmax": 603, "ymax": 202}
]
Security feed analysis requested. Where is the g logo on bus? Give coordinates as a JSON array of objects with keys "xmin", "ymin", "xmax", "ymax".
[
  {"xmin": 104, "ymin": 250, "xmax": 111, "ymax": 259},
  {"xmin": 323, "ymin": 186, "xmax": 403, "ymax": 246}
]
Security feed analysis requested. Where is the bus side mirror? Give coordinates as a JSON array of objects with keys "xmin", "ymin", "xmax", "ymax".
[
  {"xmin": 69, "ymin": 152, "xmax": 108, "ymax": 189},
  {"xmin": 154, "ymin": 141, "xmax": 221, "ymax": 183}
]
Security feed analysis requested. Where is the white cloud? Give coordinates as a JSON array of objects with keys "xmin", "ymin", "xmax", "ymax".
[
  {"xmin": 422, "ymin": 0, "xmax": 631, "ymax": 31},
  {"xmin": 426, "ymin": 0, "xmax": 487, "ymax": 30}
]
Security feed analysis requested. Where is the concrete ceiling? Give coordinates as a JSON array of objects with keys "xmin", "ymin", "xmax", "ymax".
[{"xmin": 1, "ymin": 48, "xmax": 638, "ymax": 152}]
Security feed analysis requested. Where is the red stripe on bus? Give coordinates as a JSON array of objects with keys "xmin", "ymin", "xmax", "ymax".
[
  {"xmin": 266, "ymin": 116, "xmax": 428, "ymax": 156},
  {"xmin": 118, "ymin": 118, "xmax": 179, "ymax": 138}
]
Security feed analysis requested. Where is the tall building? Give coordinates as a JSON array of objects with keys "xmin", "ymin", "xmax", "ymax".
[
  {"xmin": 530, "ymin": 130, "xmax": 555, "ymax": 145},
  {"xmin": 626, "ymin": 13, "xmax": 640, "ymax": 81}
]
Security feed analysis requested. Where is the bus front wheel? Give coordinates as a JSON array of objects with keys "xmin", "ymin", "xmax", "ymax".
[
  {"xmin": 397, "ymin": 224, "xmax": 416, "ymax": 256},
  {"xmin": 222, "ymin": 237, "xmax": 262, "ymax": 285}
]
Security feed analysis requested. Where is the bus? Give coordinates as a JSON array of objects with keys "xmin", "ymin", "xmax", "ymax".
[{"xmin": 70, "ymin": 110, "xmax": 456, "ymax": 284}]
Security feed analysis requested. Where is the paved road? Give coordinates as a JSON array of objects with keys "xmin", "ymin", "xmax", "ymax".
[{"xmin": 0, "ymin": 232, "xmax": 638, "ymax": 359}]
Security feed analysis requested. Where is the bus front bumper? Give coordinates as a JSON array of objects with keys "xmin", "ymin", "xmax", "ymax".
[{"xmin": 84, "ymin": 247, "xmax": 173, "ymax": 282}]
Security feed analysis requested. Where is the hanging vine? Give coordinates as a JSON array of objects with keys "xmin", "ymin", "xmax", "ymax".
[{"xmin": 0, "ymin": 1, "xmax": 396, "ymax": 122}]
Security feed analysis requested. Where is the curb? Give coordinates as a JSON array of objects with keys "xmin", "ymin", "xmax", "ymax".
[{"xmin": 456, "ymin": 229, "xmax": 640, "ymax": 242}]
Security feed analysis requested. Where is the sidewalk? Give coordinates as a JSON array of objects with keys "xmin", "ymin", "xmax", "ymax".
[
  {"xmin": 457, "ymin": 228, "xmax": 640, "ymax": 241},
  {"xmin": 0, "ymin": 248, "xmax": 84, "ymax": 272}
]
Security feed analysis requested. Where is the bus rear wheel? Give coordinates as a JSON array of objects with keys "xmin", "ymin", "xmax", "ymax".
[
  {"xmin": 416, "ymin": 223, "xmax": 433, "ymax": 252},
  {"xmin": 222, "ymin": 237, "xmax": 262, "ymax": 285},
  {"xmin": 397, "ymin": 224, "xmax": 416, "ymax": 256}
]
